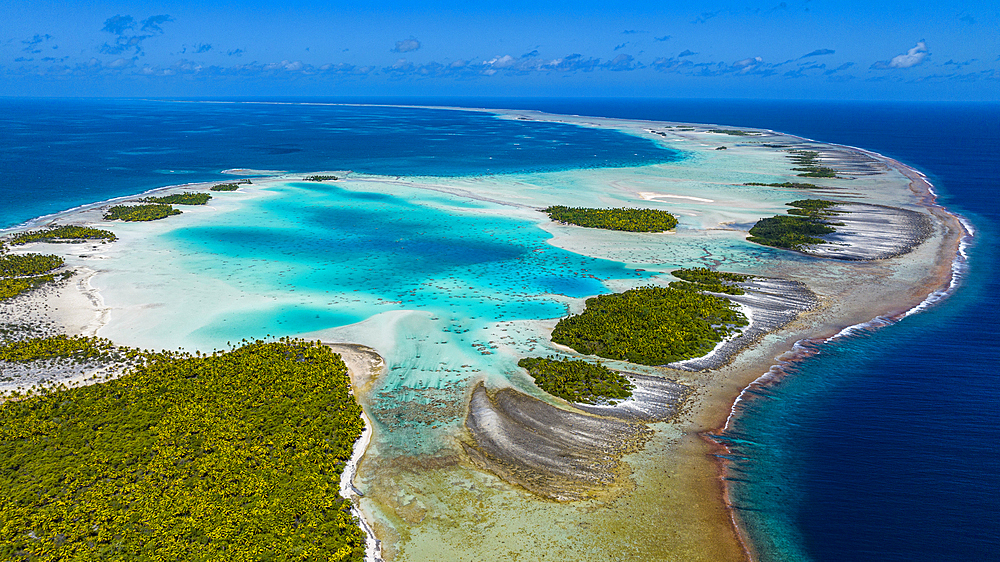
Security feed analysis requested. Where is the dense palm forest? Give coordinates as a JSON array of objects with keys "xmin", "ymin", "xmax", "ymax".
[
  {"xmin": 143, "ymin": 192, "xmax": 212, "ymax": 205},
  {"xmin": 517, "ymin": 356, "xmax": 633, "ymax": 404},
  {"xmin": 0, "ymin": 252, "xmax": 69, "ymax": 301},
  {"xmin": 0, "ymin": 338, "xmax": 367, "ymax": 561},
  {"xmin": 104, "ymin": 204, "xmax": 181, "ymax": 222},
  {"xmin": 7, "ymin": 226, "xmax": 117, "ymax": 245},
  {"xmin": 543, "ymin": 206, "xmax": 678, "ymax": 232},
  {"xmin": 550, "ymin": 280, "xmax": 748, "ymax": 366},
  {"xmin": 669, "ymin": 267, "xmax": 749, "ymax": 295}
]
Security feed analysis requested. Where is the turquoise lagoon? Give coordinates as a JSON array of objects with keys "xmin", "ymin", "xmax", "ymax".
[{"xmin": 72, "ymin": 109, "xmax": 819, "ymax": 463}]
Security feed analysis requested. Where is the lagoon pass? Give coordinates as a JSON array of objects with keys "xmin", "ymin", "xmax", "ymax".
[{"xmin": 0, "ymin": 107, "xmax": 963, "ymax": 561}]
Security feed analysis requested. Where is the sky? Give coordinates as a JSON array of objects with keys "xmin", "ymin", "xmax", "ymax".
[{"xmin": 2, "ymin": 0, "xmax": 998, "ymax": 100}]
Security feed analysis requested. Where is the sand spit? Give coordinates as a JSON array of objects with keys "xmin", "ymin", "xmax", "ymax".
[
  {"xmin": 463, "ymin": 383, "xmax": 653, "ymax": 501},
  {"xmin": 669, "ymin": 277, "xmax": 818, "ymax": 372},
  {"xmin": 803, "ymin": 202, "xmax": 934, "ymax": 260},
  {"xmin": 328, "ymin": 343, "xmax": 387, "ymax": 562},
  {"xmin": 220, "ymin": 168, "xmax": 287, "ymax": 175}
]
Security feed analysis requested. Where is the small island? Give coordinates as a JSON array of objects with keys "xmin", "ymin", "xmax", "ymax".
[
  {"xmin": 747, "ymin": 199, "xmax": 844, "ymax": 250},
  {"xmin": 210, "ymin": 179, "xmax": 251, "ymax": 192},
  {"xmin": 8, "ymin": 226, "xmax": 117, "ymax": 245},
  {"xmin": 0, "ymin": 252, "xmax": 70, "ymax": 301},
  {"xmin": 744, "ymin": 181, "xmax": 820, "ymax": 189},
  {"xmin": 551, "ymin": 282, "xmax": 747, "ymax": 366},
  {"xmin": 517, "ymin": 356, "xmax": 633, "ymax": 404},
  {"xmin": 543, "ymin": 206, "xmax": 678, "ymax": 232},
  {"xmin": 669, "ymin": 267, "xmax": 749, "ymax": 295},
  {"xmin": 143, "ymin": 192, "xmax": 212, "ymax": 205},
  {"xmin": 709, "ymin": 129, "xmax": 759, "ymax": 136},
  {"xmin": 104, "ymin": 204, "xmax": 182, "ymax": 222},
  {"xmin": 788, "ymin": 150, "xmax": 838, "ymax": 178}
]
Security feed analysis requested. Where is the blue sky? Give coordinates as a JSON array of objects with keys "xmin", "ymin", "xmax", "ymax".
[{"xmin": 2, "ymin": 0, "xmax": 997, "ymax": 100}]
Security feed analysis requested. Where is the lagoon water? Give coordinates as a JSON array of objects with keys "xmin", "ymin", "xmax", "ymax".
[{"xmin": 2, "ymin": 98, "xmax": 997, "ymax": 560}]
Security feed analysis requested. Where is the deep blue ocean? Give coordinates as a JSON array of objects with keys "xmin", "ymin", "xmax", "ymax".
[
  {"xmin": 1, "ymin": 97, "xmax": 997, "ymax": 561},
  {"xmin": 0, "ymin": 98, "xmax": 678, "ymax": 229}
]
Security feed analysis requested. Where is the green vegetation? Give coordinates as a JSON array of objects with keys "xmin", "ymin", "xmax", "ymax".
[
  {"xmin": 211, "ymin": 179, "xmax": 251, "ymax": 191},
  {"xmin": 744, "ymin": 182, "xmax": 820, "ymax": 189},
  {"xmin": 0, "ymin": 338, "xmax": 366, "ymax": 561},
  {"xmin": 784, "ymin": 199, "xmax": 843, "ymax": 220},
  {"xmin": 543, "ymin": 206, "xmax": 678, "ymax": 232},
  {"xmin": 709, "ymin": 129, "xmax": 758, "ymax": 136},
  {"xmin": 551, "ymin": 285, "xmax": 747, "ymax": 366},
  {"xmin": 788, "ymin": 150, "xmax": 837, "ymax": 178},
  {"xmin": 670, "ymin": 267, "xmax": 749, "ymax": 295},
  {"xmin": 104, "ymin": 204, "xmax": 181, "ymax": 222},
  {"xmin": 747, "ymin": 216, "xmax": 835, "ymax": 249},
  {"xmin": 517, "ymin": 357, "xmax": 632, "ymax": 404},
  {"xmin": 795, "ymin": 168, "xmax": 837, "ymax": 178},
  {"xmin": 0, "ymin": 254, "xmax": 64, "ymax": 278},
  {"xmin": 747, "ymin": 199, "xmax": 845, "ymax": 250},
  {"xmin": 143, "ymin": 192, "xmax": 211, "ymax": 205},
  {"xmin": 0, "ymin": 252, "xmax": 69, "ymax": 302},
  {"xmin": 304, "ymin": 175, "xmax": 340, "ymax": 181},
  {"xmin": 0, "ymin": 335, "xmax": 125, "ymax": 364},
  {"xmin": 8, "ymin": 226, "xmax": 117, "ymax": 245},
  {"xmin": 0, "ymin": 273, "xmax": 70, "ymax": 302}
]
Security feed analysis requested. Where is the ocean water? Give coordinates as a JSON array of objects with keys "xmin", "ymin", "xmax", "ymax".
[
  {"xmin": 0, "ymin": 98, "xmax": 678, "ymax": 229},
  {"xmin": 2, "ymin": 97, "xmax": 997, "ymax": 560},
  {"xmin": 526, "ymin": 100, "xmax": 996, "ymax": 561},
  {"xmin": 710, "ymin": 103, "xmax": 1000, "ymax": 562},
  {"xmin": 425, "ymin": 98, "xmax": 998, "ymax": 561}
]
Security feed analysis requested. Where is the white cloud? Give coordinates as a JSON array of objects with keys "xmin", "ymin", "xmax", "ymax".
[{"xmin": 873, "ymin": 41, "xmax": 929, "ymax": 69}]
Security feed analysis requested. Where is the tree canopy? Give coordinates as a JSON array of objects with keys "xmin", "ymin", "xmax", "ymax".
[
  {"xmin": 0, "ymin": 338, "xmax": 366, "ymax": 561},
  {"xmin": 543, "ymin": 206, "xmax": 678, "ymax": 232}
]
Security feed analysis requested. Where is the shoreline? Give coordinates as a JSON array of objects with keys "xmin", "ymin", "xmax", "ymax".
[
  {"xmin": 330, "ymin": 342, "xmax": 388, "ymax": 562},
  {"xmin": 706, "ymin": 152, "xmax": 971, "ymax": 562},
  {"xmin": 0, "ymin": 103, "xmax": 968, "ymax": 561}
]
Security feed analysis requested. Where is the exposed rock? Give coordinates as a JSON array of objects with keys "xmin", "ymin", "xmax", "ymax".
[
  {"xmin": 669, "ymin": 277, "xmax": 817, "ymax": 371},
  {"xmin": 463, "ymin": 383, "xmax": 653, "ymax": 501},
  {"xmin": 804, "ymin": 203, "xmax": 934, "ymax": 260}
]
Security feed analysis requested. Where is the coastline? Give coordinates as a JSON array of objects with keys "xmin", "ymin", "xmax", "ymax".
[
  {"xmin": 706, "ymin": 154, "xmax": 970, "ymax": 562},
  {"xmin": 0, "ymin": 103, "xmax": 969, "ymax": 561},
  {"xmin": 330, "ymin": 343, "xmax": 388, "ymax": 562}
]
